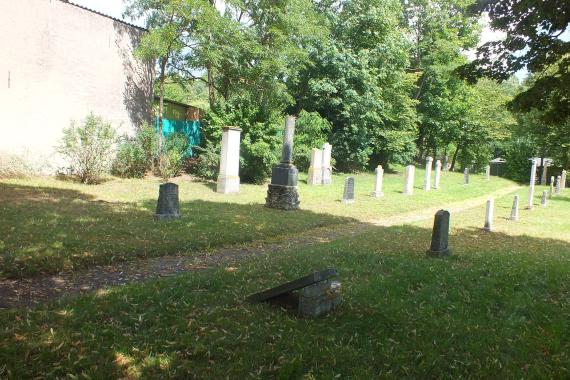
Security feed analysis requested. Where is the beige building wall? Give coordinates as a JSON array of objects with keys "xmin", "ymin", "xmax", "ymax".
[{"xmin": 0, "ymin": 0, "xmax": 154, "ymax": 170}]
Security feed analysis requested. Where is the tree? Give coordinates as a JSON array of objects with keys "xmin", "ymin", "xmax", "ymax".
[{"xmin": 459, "ymin": 0, "xmax": 570, "ymax": 124}]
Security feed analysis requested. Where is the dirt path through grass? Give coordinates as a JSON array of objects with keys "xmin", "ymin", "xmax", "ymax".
[{"xmin": 0, "ymin": 185, "xmax": 520, "ymax": 309}]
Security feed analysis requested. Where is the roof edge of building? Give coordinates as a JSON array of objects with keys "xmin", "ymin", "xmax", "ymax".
[{"xmin": 59, "ymin": 0, "xmax": 148, "ymax": 32}]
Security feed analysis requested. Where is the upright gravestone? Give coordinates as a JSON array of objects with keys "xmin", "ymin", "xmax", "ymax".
[
  {"xmin": 527, "ymin": 159, "xmax": 537, "ymax": 209},
  {"xmin": 541, "ymin": 190, "xmax": 548, "ymax": 207},
  {"xmin": 426, "ymin": 210, "xmax": 451, "ymax": 257},
  {"xmin": 540, "ymin": 164, "xmax": 548, "ymax": 185},
  {"xmin": 216, "ymin": 126, "xmax": 242, "ymax": 194},
  {"xmin": 423, "ymin": 156, "xmax": 433, "ymax": 191},
  {"xmin": 154, "ymin": 183, "xmax": 181, "ymax": 220},
  {"xmin": 403, "ymin": 165, "xmax": 415, "ymax": 195},
  {"xmin": 510, "ymin": 194, "xmax": 519, "ymax": 221},
  {"xmin": 484, "ymin": 198, "xmax": 494, "ymax": 232},
  {"xmin": 343, "ymin": 177, "xmax": 355, "ymax": 204},
  {"xmin": 265, "ymin": 116, "xmax": 300, "ymax": 210},
  {"xmin": 464, "ymin": 168, "xmax": 470, "ymax": 185},
  {"xmin": 485, "ymin": 165, "xmax": 491, "ymax": 181},
  {"xmin": 442, "ymin": 155, "xmax": 449, "ymax": 171},
  {"xmin": 434, "ymin": 160, "xmax": 442, "ymax": 190},
  {"xmin": 562, "ymin": 170, "xmax": 567, "ymax": 190},
  {"xmin": 549, "ymin": 175, "xmax": 555, "ymax": 198},
  {"xmin": 372, "ymin": 165, "xmax": 384, "ymax": 197},
  {"xmin": 321, "ymin": 143, "xmax": 333, "ymax": 185},
  {"xmin": 307, "ymin": 148, "xmax": 323, "ymax": 185},
  {"xmin": 555, "ymin": 176, "xmax": 561, "ymax": 194}
]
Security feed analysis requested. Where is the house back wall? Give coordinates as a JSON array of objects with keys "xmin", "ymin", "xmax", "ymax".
[{"xmin": 0, "ymin": 0, "xmax": 154, "ymax": 169}]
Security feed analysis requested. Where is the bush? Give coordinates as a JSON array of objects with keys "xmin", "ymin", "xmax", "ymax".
[
  {"xmin": 504, "ymin": 137, "xmax": 537, "ymax": 182},
  {"xmin": 192, "ymin": 139, "xmax": 220, "ymax": 181},
  {"xmin": 155, "ymin": 132, "xmax": 190, "ymax": 181},
  {"xmin": 112, "ymin": 123, "xmax": 157, "ymax": 178},
  {"xmin": 57, "ymin": 114, "xmax": 116, "ymax": 184},
  {"xmin": 0, "ymin": 152, "xmax": 45, "ymax": 179}
]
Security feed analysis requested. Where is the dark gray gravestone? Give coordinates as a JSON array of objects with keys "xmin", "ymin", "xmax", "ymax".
[
  {"xmin": 154, "ymin": 183, "xmax": 181, "ymax": 220},
  {"xmin": 247, "ymin": 268, "xmax": 337, "ymax": 303},
  {"xmin": 343, "ymin": 177, "xmax": 355, "ymax": 204},
  {"xmin": 426, "ymin": 210, "xmax": 450, "ymax": 257}
]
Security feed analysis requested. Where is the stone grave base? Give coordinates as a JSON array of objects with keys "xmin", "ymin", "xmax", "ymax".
[
  {"xmin": 265, "ymin": 184, "xmax": 300, "ymax": 210},
  {"xmin": 298, "ymin": 280, "xmax": 341, "ymax": 317},
  {"xmin": 217, "ymin": 175, "xmax": 240, "ymax": 194}
]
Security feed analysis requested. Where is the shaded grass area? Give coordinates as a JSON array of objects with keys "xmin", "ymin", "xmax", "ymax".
[
  {"xmin": 1, "ymin": 191, "xmax": 569, "ymax": 378},
  {"xmin": 0, "ymin": 170, "xmax": 515, "ymax": 277}
]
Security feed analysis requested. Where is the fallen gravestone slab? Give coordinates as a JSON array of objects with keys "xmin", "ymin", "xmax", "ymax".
[{"xmin": 247, "ymin": 268, "xmax": 341, "ymax": 317}]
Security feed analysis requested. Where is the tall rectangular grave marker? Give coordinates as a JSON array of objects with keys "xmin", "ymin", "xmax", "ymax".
[
  {"xmin": 403, "ymin": 165, "xmax": 415, "ymax": 195},
  {"xmin": 343, "ymin": 177, "xmax": 355, "ymax": 204}
]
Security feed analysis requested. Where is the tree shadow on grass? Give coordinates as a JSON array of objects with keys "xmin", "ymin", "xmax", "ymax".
[
  {"xmin": 0, "ymin": 182, "xmax": 353, "ymax": 278},
  {"xmin": 2, "ymin": 223, "xmax": 570, "ymax": 378}
]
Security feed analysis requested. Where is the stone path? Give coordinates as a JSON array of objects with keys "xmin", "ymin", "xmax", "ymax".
[{"xmin": 0, "ymin": 185, "xmax": 520, "ymax": 309}]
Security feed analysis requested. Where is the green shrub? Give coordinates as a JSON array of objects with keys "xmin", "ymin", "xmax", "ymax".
[
  {"xmin": 112, "ymin": 123, "xmax": 157, "ymax": 178},
  {"xmin": 504, "ymin": 137, "xmax": 536, "ymax": 182},
  {"xmin": 191, "ymin": 139, "xmax": 220, "ymax": 181},
  {"xmin": 155, "ymin": 132, "xmax": 190, "ymax": 181},
  {"xmin": 57, "ymin": 113, "xmax": 116, "ymax": 184}
]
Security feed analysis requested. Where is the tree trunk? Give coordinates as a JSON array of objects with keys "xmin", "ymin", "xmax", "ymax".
[
  {"xmin": 450, "ymin": 145, "xmax": 461, "ymax": 172},
  {"xmin": 158, "ymin": 56, "xmax": 167, "ymax": 154},
  {"xmin": 207, "ymin": 63, "xmax": 215, "ymax": 108}
]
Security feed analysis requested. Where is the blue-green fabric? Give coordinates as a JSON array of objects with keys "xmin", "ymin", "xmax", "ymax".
[{"xmin": 155, "ymin": 118, "xmax": 201, "ymax": 156}]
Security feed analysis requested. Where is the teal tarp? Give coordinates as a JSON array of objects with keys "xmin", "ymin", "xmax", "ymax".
[{"xmin": 155, "ymin": 118, "xmax": 201, "ymax": 156}]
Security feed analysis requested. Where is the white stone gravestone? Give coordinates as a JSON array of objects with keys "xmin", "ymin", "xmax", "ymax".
[
  {"xmin": 549, "ymin": 175, "xmax": 555, "ymax": 198},
  {"xmin": 372, "ymin": 165, "xmax": 384, "ymax": 197},
  {"xmin": 484, "ymin": 198, "xmax": 494, "ymax": 232},
  {"xmin": 403, "ymin": 165, "xmax": 415, "ymax": 195},
  {"xmin": 510, "ymin": 195, "xmax": 519, "ymax": 221},
  {"xmin": 556, "ymin": 176, "xmax": 561, "ymax": 194},
  {"xmin": 562, "ymin": 170, "xmax": 567, "ymax": 191},
  {"xmin": 541, "ymin": 190, "xmax": 548, "ymax": 207},
  {"xmin": 527, "ymin": 159, "xmax": 537, "ymax": 209},
  {"xmin": 423, "ymin": 156, "xmax": 433, "ymax": 191},
  {"xmin": 541, "ymin": 164, "xmax": 548, "ymax": 185},
  {"xmin": 485, "ymin": 165, "xmax": 491, "ymax": 181},
  {"xmin": 307, "ymin": 148, "xmax": 323, "ymax": 185},
  {"xmin": 321, "ymin": 143, "xmax": 332, "ymax": 185},
  {"xmin": 434, "ymin": 160, "xmax": 442, "ymax": 190},
  {"xmin": 217, "ymin": 126, "xmax": 242, "ymax": 194}
]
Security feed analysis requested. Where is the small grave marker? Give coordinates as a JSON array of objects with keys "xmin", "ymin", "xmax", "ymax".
[
  {"xmin": 510, "ymin": 194, "xmax": 519, "ymax": 221},
  {"xmin": 154, "ymin": 183, "xmax": 181, "ymax": 220},
  {"xmin": 343, "ymin": 177, "xmax": 355, "ymax": 204},
  {"xmin": 426, "ymin": 210, "xmax": 451, "ymax": 257},
  {"xmin": 484, "ymin": 198, "xmax": 494, "ymax": 232}
]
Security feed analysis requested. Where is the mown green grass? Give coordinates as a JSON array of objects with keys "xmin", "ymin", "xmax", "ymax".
[
  {"xmin": 1, "ymin": 188, "xmax": 569, "ymax": 378},
  {"xmin": 0, "ymin": 168, "xmax": 515, "ymax": 277}
]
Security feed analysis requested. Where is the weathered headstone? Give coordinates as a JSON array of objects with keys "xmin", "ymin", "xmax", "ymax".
[
  {"xmin": 549, "ymin": 175, "xmax": 555, "ymax": 198},
  {"xmin": 321, "ymin": 143, "xmax": 333, "ymax": 185},
  {"xmin": 343, "ymin": 177, "xmax": 355, "ymax": 204},
  {"xmin": 540, "ymin": 164, "xmax": 548, "ymax": 185},
  {"xmin": 485, "ymin": 165, "xmax": 491, "ymax": 181},
  {"xmin": 433, "ymin": 160, "xmax": 442, "ymax": 189},
  {"xmin": 307, "ymin": 148, "xmax": 323, "ymax": 185},
  {"xmin": 403, "ymin": 165, "xmax": 415, "ymax": 195},
  {"xmin": 555, "ymin": 175, "xmax": 561, "ymax": 194},
  {"xmin": 562, "ymin": 170, "xmax": 567, "ymax": 190},
  {"xmin": 527, "ymin": 159, "xmax": 537, "ymax": 209},
  {"xmin": 541, "ymin": 190, "xmax": 548, "ymax": 207},
  {"xmin": 426, "ymin": 210, "xmax": 451, "ymax": 257},
  {"xmin": 442, "ymin": 155, "xmax": 449, "ymax": 171},
  {"xmin": 216, "ymin": 126, "xmax": 242, "ymax": 194},
  {"xmin": 510, "ymin": 194, "xmax": 519, "ymax": 221},
  {"xmin": 484, "ymin": 198, "xmax": 494, "ymax": 232},
  {"xmin": 372, "ymin": 165, "xmax": 384, "ymax": 197},
  {"xmin": 154, "ymin": 182, "xmax": 181, "ymax": 220},
  {"xmin": 265, "ymin": 116, "xmax": 300, "ymax": 210},
  {"xmin": 423, "ymin": 156, "xmax": 433, "ymax": 191},
  {"xmin": 464, "ymin": 168, "xmax": 470, "ymax": 185}
]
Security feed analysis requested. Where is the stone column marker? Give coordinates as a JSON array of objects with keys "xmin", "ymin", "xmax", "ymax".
[
  {"xmin": 485, "ymin": 165, "xmax": 491, "ymax": 181},
  {"xmin": 464, "ymin": 168, "xmax": 470, "ymax": 185},
  {"xmin": 403, "ymin": 165, "xmax": 415, "ymax": 195},
  {"xmin": 541, "ymin": 164, "xmax": 548, "ymax": 185},
  {"xmin": 555, "ymin": 176, "xmax": 561, "ymax": 194},
  {"xmin": 549, "ymin": 176, "xmax": 554, "ymax": 198},
  {"xmin": 426, "ymin": 210, "xmax": 451, "ymax": 257},
  {"xmin": 562, "ymin": 170, "xmax": 567, "ymax": 190},
  {"xmin": 307, "ymin": 148, "xmax": 323, "ymax": 185},
  {"xmin": 321, "ymin": 143, "xmax": 333, "ymax": 185},
  {"xmin": 265, "ymin": 116, "xmax": 300, "ymax": 210},
  {"xmin": 541, "ymin": 190, "xmax": 548, "ymax": 207},
  {"xmin": 372, "ymin": 165, "xmax": 384, "ymax": 197},
  {"xmin": 484, "ymin": 198, "xmax": 494, "ymax": 232},
  {"xmin": 510, "ymin": 194, "xmax": 519, "ymax": 221},
  {"xmin": 527, "ymin": 159, "xmax": 537, "ymax": 209},
  {"xmin": 217, "ymin": 126, "xmax": 242, "ymax": 194},
  {"xmin": 154, "ymin": 183, "xmax": 181, "ymax": 220},
  {"xmin": 442, "ymin": 155, "xmax": 449, "ymax": 171},
  {"xmin": 343, "ymin": 177, "xmax": 355, "ymax": 204},
  {"xmin": 433, "ymin": 160, "xmax": 442, "ymax": 189},
  {"xmin": 423, "ymin": 156, "xmax": 433, "ymax": 191}
]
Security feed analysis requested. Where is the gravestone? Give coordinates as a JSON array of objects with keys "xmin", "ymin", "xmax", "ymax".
[
  {"xmin": 307, "ymin": 148, "xmax": 323, "ymax": 185},
  {"xmin": 433, "ymin": 160, "xmax": 442, "ymax": 189},
  {"xmin": 372, "ymin": 165, "xmax": 384, "ymax": 197},
  {"xmin": 510, "ymin": 194, "xmax": 519, "ymax": 221},
  {"xmin": 442, "ymin": 155, "xmax": 449, "ymax": 171},
  {"xmin": 265, "ymin": 116, "xmax": 300, "ymax": 210},
  {"xmin": 247, "ymin": 268, "xmax": 341, "ymax": 318},
  {"xmin": 541, "ymin": 190, "xmax": 548, "ymax": 207},
  {"xmin": 343, "ymin": 177, "xmax": 355, "ymax": 204},
  {"xmin": 426, "ymin": 210, "xmax": 451, "ymax": 257},
  {"xmin": 216, "ymin": 126, "xmax": 242, "ymax": 194},
  {"xmin": 484, "ymin": 198, "xmax": 494, "ymax": 232},
  {"xmin": 562, "ymin": 170, "xmax": 567, "ymax": 190},
  {"xmin": 549, "ymin": 176, "xmax": 555, "ymax": 198},
  {"xmin": 154, "ymin": 183, "xmax": 181, "ymax": 220},
  {"xmin": 485, "ymin": 165, "xmax": 491, "ymax": 181},
  {"xmin": 527, "ymin": 159, "xmax": 537, "ymax": 209},
  {"xmin": 403, "ymin": 165, "xmax": 415, "ymax": 195},
  {"xmin": 541, "ymin": 165, "xmax": 548, "ymax": 185},
  {"xmin": 423, "ymin": 156, "xmax": 433, "ymax": 191},
  {"xmin": 556, "ymin": 176, "xmax": 561, "ymax": 194},
  {"xmin": 464, "ymin": 168, "xmax": 470, "ymax": 185},
  {"xmin": 321, "ymin": 143, "xmax": 333, "ymax": 185}
]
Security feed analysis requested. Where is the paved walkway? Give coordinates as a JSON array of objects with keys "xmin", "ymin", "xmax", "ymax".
[{"xmin": 0, "ymin": 185, "xmax": 520, "ymax": 309}]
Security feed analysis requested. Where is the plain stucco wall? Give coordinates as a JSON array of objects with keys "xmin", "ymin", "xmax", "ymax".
[{"xmin": 0, "ymin": 0, "xmax": 154, "ymax": 169}]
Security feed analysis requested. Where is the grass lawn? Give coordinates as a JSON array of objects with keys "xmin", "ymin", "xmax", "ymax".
[
  {"xmin": 0, "ymin": 168, "xmax": 515, "ymax": 277},
  {"xmin": 1, "ymin": 188, "xmax": 569, "ymax": 378}
]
